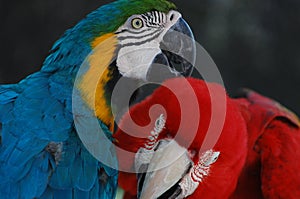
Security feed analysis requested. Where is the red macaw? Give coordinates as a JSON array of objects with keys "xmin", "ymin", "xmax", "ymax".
[
  {"xmin": 114, "ymin": 77, "xmax": 300, "ymax": 199},
  {"xmin": 230, "ymin": 89, "xmax": 300, "ymax": 199}
]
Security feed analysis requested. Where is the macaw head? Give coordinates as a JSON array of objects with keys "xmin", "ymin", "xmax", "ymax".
[
  {"xmin": 42, "ymin": 0, "xmax": 196, "ymax": 127},
  {"xmin": 114, "ymin": 78, "xmax": 248, "ymax": 198},
  {"xmin": 113, "ymin": 2, "xmax": 195, "ymax": 81},
  {"xmin": 44, "ymin": 0, "xmax": 195, "ymax": 75},
  {"xmin": 83, "ymin": 0, "xmax": 195, "ymax": 80}
]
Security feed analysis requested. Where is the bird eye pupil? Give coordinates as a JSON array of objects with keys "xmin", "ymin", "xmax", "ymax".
[{"xmin": 132, "ymin": 18, "xmax": 143, "ymax": 29}]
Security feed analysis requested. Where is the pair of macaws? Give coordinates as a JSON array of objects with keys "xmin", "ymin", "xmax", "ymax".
[{"xmin": 0, "ymin": 0, "xmax": 299, "ymax": 198}]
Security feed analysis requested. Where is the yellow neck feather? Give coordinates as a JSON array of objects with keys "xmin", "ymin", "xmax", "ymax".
[{"xmin": 76, "ymin": 33, "xmax": 118, "ymax": 131}]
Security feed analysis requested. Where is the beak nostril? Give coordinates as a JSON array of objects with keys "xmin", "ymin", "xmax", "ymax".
[{"xmin": 170, "ymin": 14, "xmax": 174, "ymax": 21}]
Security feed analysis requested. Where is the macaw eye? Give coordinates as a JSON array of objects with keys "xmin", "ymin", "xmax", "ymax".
[{"xmin": 131, "ymin": 18, "xmax": 143, "ymax": 29}]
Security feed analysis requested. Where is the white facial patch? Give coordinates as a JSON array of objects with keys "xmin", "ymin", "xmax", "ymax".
[
  {"xmin": 117, "ymin": 44, "xmax": 161, "ymax": 80},
  {"xmin": 115, "ymin": 10, "xmax": 182, "ymax": 80}
]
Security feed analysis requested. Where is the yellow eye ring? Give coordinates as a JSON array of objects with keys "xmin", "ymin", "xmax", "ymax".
[{"xmin": 131, "ymin": 18, "xmax": 143, "ymax": 29}]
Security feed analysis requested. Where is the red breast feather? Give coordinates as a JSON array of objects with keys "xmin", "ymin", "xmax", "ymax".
[{"xmin": 114, "ymin": 77, "xmax": 248, "ymax": 198}]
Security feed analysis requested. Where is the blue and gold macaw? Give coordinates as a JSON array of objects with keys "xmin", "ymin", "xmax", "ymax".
[{"xmin": 0, "ymin": 0, "xmax": 195, "ymax": 198}]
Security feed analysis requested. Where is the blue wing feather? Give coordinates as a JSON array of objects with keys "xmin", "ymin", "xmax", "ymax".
[
  {"xmin": 19, "ymin": 152, "xmax": 51, "ymax": 198},
  {"xmin": 0, "ymin": 182, "xmax": 19, "ymax": 199},
  {"xmin": 52, "ymin": 189, "xmax": 73, "ymax": 199},
  {"xmin": 74, "ymin": 188, "xmax": 90, "ymax": 199},
  {"xmin": 38, "ymin": 187, "xmax": 54, "ymax": 199},
  {"xmin": 0, "ymin": 71, "xmax": 118, "ymax": 198},
  {"xmin": 77, "ymin": 151, "xmax": 98, "ymax": 191}
]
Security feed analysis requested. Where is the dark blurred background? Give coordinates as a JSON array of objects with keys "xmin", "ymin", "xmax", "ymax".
[{"xmin": 1, "ymin": 0, "xmax": 299, "ymax": 115}]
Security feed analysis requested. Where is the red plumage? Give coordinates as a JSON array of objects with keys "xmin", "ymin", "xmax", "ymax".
[
  {"xmin": 231, "ymin": 90, "xmax": 300, "ymax": 199},
  {"xmin": 114, "ymin": 77, "xmax": 300, "ymax": 198}
]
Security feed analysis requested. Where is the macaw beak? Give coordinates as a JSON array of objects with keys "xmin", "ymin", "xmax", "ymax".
[
  {"xmin": 146, "ymin": 17, "xmax": 196, "ymax": 82},
  {"xmin": 137, "ymin": 139, "xmax": 192, "ymax": 199}
]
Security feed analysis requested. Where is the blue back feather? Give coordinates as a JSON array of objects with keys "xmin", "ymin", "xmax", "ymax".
[
  {"xmin": 0, "ymin": 71, "xmax": 118, "ymax": 199},
  {"xmin": 0, "ymin": 1, "xmax": 122, "ymax": 197}
]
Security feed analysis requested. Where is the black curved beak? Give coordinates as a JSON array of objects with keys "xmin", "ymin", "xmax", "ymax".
[
  {"xmin": 146, "ymin": 17, "xmax": 196, "ymax": 82},
  {"xmin": 163, "ymin": 17, "xmax": 196, "ymax": 77}
]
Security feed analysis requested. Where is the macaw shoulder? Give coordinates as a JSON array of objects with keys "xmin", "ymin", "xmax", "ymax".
[
  {"xmin": 237, "ymin": 91, "xmax": 300, "ymax": 199},
  {"xmin": 234, "ymin": 89, "xmax": 300, "ymax": 152},
  {"xmin": 236, "ymin": 89, "xmax": 299, "ymax": 129}
]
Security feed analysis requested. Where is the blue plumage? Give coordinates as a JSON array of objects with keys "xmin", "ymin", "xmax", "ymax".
[
  {"xmin": 0, "ymin": 70, "xmax": 118, "ymax": 198},
  {"xmin": 0, "ymin": 2, "xmax": 122, "ymax": 198}
]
